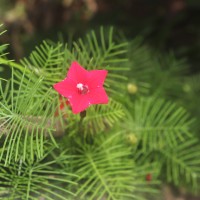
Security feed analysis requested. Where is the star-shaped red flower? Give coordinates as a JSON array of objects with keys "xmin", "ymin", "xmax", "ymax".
[{"xmin": 53, "ymin": 61, "xmax": 109, "ymax": 114}]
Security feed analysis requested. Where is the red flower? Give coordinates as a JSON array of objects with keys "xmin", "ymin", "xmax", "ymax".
[
  {"xmin": 53, "ymin": 61, "xmax": 109, "ymax": 114},
  {"xmin": 54, "ymin": 96, "xmax": 69, "ymax": 117},
  {"xmin": 146, "ymin": 173, "xmax": 152, "ymax": 182}
]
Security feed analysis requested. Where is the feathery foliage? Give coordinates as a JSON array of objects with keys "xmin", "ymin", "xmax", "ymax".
[
  {"xmin": 0, "ymin": 147, "xmax": 78, "ymax": 200},
  {"xmin": 0, "ymin": 26, "xmax": 199, "ymax": 199},
  {"xmin": 160, "ymin": 138, "xmax": 200, "ymax": 190},
  {"xmin": 0, "ymin": 24, "xmax": 8, "ymax": 74},
  {"xmin": 82, "ymin": 99, "xmax": 125, "ymax": 135},
  {"xmin": 181, "ymin": 74, "xmax": 200, "ymax": 118},
  {"xmin": 0, "ymin": 68, "xmax": 58, "ymax": 165},
  {"xmin": 124, "ymin": 97, "xmax": 194, "ymax": 151},
  {"xmin": 127, "ymin": 39, "xmax": 188, "ymax": 97},
  {"xmin": 0, "ymin": 24, "xmax": 7, "ymax": 55},
  {"xmin": 74, "ymin": 131, "xmax": 159, "ymax": 200},
  {"xmin": 14, "ymin": 41, "xmax": 66, "ymax": 94}
]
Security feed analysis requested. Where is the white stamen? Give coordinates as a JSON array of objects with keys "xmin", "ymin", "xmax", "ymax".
[
  {"xmin": 76, "ymin": 83, "xmax": 89, "ymax": 95},
  {"xmin": 77, "ymin": 83, "xmax": 84, "ymax": 90}
]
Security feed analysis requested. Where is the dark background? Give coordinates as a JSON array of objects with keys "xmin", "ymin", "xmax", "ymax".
[{"xmin": 0, "ymin": 0, "xmax": 199, "ymax": 74}]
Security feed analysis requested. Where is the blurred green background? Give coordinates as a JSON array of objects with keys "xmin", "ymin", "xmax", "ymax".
[{"xmin": 0, "ymin": 0, "xmax": 199, "ymax": 74}]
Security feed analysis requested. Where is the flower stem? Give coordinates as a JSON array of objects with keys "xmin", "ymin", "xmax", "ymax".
[{"xmin": 80, "ymin": 110, "xmax": 86, "ymax": 119}]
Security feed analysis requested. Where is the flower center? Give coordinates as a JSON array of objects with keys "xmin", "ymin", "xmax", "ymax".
[{"xmin": 76, "ymin": 83, "xmax": 89, "ymax": 95}]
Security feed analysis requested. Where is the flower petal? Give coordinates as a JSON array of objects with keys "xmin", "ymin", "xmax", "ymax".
[
  {"xmin": 87, "ymin": 70, "xmax": 108, "ymax": 89},
  {"xmin": 67, "ymin": 61, "xmax": 88, "ymax": 84},
  {"xmin": 69, "ymin": 94, "xmax": 91, "ymax": 114},
  {"xmin": 53, "ymin": 78, "xmax": 76, "ymax": 98},
  {"xmin": 88, "ymin": 87, "xmax": 109, "ymax": 104},
  {"xmin": 53, "ymin": 61, "xmax": 109, "ymax": 114}
]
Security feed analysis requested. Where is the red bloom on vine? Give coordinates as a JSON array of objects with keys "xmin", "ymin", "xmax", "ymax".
[
  {"xmin": 54, "ymin": 96, "xmax": 69, "ymax": 117},
  {"xmin": 146, "ymin": 173, "xmax": 152, "ymax": 182},
  {"xmin": 53, "ymin": 61, "xmax": 109, "ymax": 114}
]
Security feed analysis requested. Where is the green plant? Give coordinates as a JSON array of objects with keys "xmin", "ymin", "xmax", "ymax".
[{"xmin": 0, "ymin": 25, "xmax": 200, "ymax": 199}]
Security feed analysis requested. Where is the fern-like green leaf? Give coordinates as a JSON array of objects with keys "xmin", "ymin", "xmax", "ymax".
[
  {"xmin": 127, "ymin": 39, "xmax": 188, "ymax": 96},
  {"xmin": 160, "ymin": 138, "xmax": 200, "ymax": 191},
  {"xmin": 0, "ymin": 148, "xmax": 78, "ymax": 199},
  {"xmin": 124, "ymin": 97, "xmax": 194, "ymax": 151},
  {"xmin": 2, "ymin": 41, "xmax": 65, "ymax": 98},
  {"xmin": 0, "ymin": 24, "xmax": 9, "ymax": 73},
  {"xmin": 0, "ymin": 69, "xmax": 58, "ymax": 165},
  {"xmin": 74, "ymin": 131, "xmax": 158, "ymax": 200},
  {"xmin": 82, "ymin": 99, "xmax": 125, "ymax": 135}
]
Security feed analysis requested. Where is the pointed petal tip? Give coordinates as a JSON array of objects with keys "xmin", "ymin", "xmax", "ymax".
[
  {"xmin": 53, "ymin": 81, "xmax": 64, "ymax": 92},
  {"xmin": 102, "ymin": 96, "xmax": 109, "ymax": 104},
  {"xmin": 100, "ymin": 69, "xmax": 108, "ymax": 79},
  {"xmin": 103, "ymin": 69, "xmax": 108, "ymax": 74},
  {"xmin": 70, "ymin": 61, "xmax": 83, "ymax": 69},
  {"xmin": 53, "ymin": 82, "xmax": 59, "ymax": 90}
]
